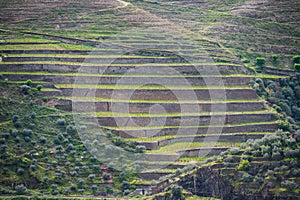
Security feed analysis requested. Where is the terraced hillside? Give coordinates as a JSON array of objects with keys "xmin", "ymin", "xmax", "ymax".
[
  {"xmin": 127, "ymin": 0, "xmax": 300, "ymax": 72},
  {"xmin": 0, "ymin": 31, "xmax": 280, "ymax": 179},
  {"xmin": 0, "ymin": 0, "xmax": 299, "ymax": 198}
]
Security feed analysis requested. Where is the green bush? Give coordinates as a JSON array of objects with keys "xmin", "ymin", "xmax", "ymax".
[
  {"xmin": 255, "ymin": 57, "xmax": 266, "ymax": 67},
  {"xmin": 57, "ymin": 118, "xmax": 66, "ymax": 126},
  {"xmin": 25, "ymin": 79, "xmax": 32, "ymax": 86},
  {"xmin": 36, "ymin": 84, "xmax": 43, "ymax": 91},
  {"xmin": 293, "ymin": 55, "xmax": 300, "ymax": 64},
  {"xmin": 15, "ymin": 184, "xmax": 27, "ymax": 194},
  {"xmin": 237, "ymin": 159, "xmax": 250, "ymax": 171},
  {"xmin": 17, "ymin": 168, "xmax": 25, "ymax": 175},
  {"xmin": 21, "ymin": 85, "xmax": 31, "ymax": 95},
  {"xmin": 281, "ymin": 180, "xmax": 298, "ymax": 191},
  {"xmin": 279, "ymin": 121, "xmax": 290, "ymax": 131},
  {"xmin": 103, "ymin": 173, "xmax": 111, "ymax": 180},
  {"xmin": 22, "ymin": 129, "xmax": 33, "ymax": 137},
  {"xmin": 66, "ymin": 125, "xmax": 76, "ymax": 134},
  {"xmin": 295, "ymin": 63, "xmax": 300, "ymax": 72}
]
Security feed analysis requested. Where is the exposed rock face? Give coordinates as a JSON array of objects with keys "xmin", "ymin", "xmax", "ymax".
[{"xmin": 178, "ymin": 165, "xmax": 234, "ymax": 200}]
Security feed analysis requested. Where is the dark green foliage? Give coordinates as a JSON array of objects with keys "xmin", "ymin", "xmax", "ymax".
[
  {"xmin": 17, "ymin": 168, "xmax": 25, "ymax": 175},
  {"xmin": 21, "ymin": 85, "xmax": 31, "ymax": 95},
  {"xmin": 36, "ymin": 85, "xmax": 43, "ymax": 91},
  {"xmin": 39, "ymin": 136, "xmax": 47, "ymax": 144},
  {"xmin": 56, "ymin": 118, "xmax": 66, "ymax": 126},
  {"xmin": 281, "ymin": 180, "xmax": 298, "ymax": 191},
  {"xmin": 293, "ymin": 55, "xmax": 300, "ymax": 64},
  {"xmin": 1, "ymin": 132, "xmax": 10, "ymax": 139},
  {"xmin": 237, "ymin": 159, "xmax": 250, "ymax": 171},
  {"xmin": 271, "ymin": 55, "xmax": 279, "ymax": 66},
  {"xmin": 22, "ymin": 129, "xmax": 33, "ymax": 137},
  {"xmin": 12, "ymin": 115, "xmax": 19, "ymax": 122},
  {"xmin": 255, "ymin": 57, "xmax": 266, "ymax": 67},
  {"xmin": 15, "ymin": 184, "xmax": 27, "ymax": 194},
  {"xmin": 171, "ymin": 185, "xmax": 183, "ymax": 199},
  {"xmin": 66, "ymin": 125, "xmax": 76, "ymax": 134},
  {"xmin": 254, "ymin": 76, "xmax": 300, "ymax": 124},
  {"xmin": 25, "ymin": 79, "xmax": 33, "ymax": 86},
  {"xmin": 122, "ymin": 181, "xmax": 130, "ymax": 190},
  {"xmin": 103, "ymin": 173, "xmax": 111, "ymax": 180},
  {"xmin": 279, "ymin": 121, "xmax": 290, "ymax": 131},
  {"xmin": 295, "ymin": 63, "xmax": 300, "ymax": 72},
  {"xmin": 136, "ymin": 145, "xmax": 146, "ymax": 153}
]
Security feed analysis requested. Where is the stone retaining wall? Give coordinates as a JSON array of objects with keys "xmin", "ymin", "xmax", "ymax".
[
  {"xmin": 0, "ymin": 63, "xmax": 243, "ymax": 74},
  {"xmin": 115, "ymin": 123, "xmax": 278, "ymax": 137},
  {"xmin": 2, "ymin": 73, "xmax": 251, "ymax": 85},
  {"xmin": 70, "ymin": 101, "xmax": 264, "ymax": 113},
  {"xmin": 139, "ymin": 134, "xmax": 265, "ymax": 150},
  {"xmin": 63, "ymin": 88, "xmax": 258, "ymax": 100},
  {"xmin": 2, "ymin": 56, "xmax": 185, "ymax": 64},
  {"xmin": 178, "ymin": 147, "xmax": 229, "ymax": 156},
  {"xmin": 95, "ymin": 113, "xmax": 275, "ymax": 127}
]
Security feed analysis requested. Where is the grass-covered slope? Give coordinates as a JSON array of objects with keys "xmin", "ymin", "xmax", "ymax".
[{"xmin": 0, "ymin": 82, "xmax": 138, "ymax": 197}]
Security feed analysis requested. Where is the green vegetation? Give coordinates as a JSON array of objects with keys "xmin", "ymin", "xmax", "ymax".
[
  {"xmin": 0, "ymin": 82, "xmax": 138, "ymax": 197},
  {"xmin": 0, "ymin": 0, "xmax": 299, "ymax": 199}
]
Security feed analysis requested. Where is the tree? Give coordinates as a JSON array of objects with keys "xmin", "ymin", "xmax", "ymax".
[
  {"xmin": 256, "ymin": 57, "xmax": 266, "ymax": 67},
  {"xmin": 237, "ymin": 159, "xmax": 251, "ymax": 171},
  {"xmin": 15, "ymin": 184, "xmax": 27, "ymax": 194},
  {"xmin": 17, "ymin": 168, "xmax": 25, "ymax": 175},
  {"xmin": 103, "ymin": 173, "xmax": 111, "ymax": 181},
  {"xmin": 171, "ymin": 185, "xmax": 183, "ymax": 200}
]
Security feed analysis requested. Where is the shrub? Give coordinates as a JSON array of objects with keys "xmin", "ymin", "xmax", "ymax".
[
  {"xmin": 281, "ymin": 180, "xmax": 298, "ymax": 191},
  {"xmin": 12, "ymin": 115, "xmax": 19, "ymax": 122},
  {"xmin": 255, "ymin": 57, "xmax": 266, "ymax": 67},
  {"xmin": 40, "ymin": 136, "xmax": 47, "ymax": 144},
  {"xmin": 66, "ymin": 125, "xmax": 76, "ymax": 134},
  {"xmin": 70, "ymin": 171, "xmax": 77, "ymax": 176},
  {"xmin": 0, "ymin": 145, "xmax": 8, "ymax": 152},
  {"xmin": 57, "ymin": 133, "xmax": 64, "ymax": 140},
  {"xmin": 136, "ymin": 145, "xmax": 146, "ymax": 153},
  {"xmin": 21, "ymin": 85, "xmax": 31, "ymax": 95},
  {"xmin": 13, "ymin": 121, "xmax": 22, "ymax": 128},
  {"xmin": 11, "ymin": 129, "xmax": 18, "ymax": 137},
  {"xmin": 295, "ymin": 63, "xmax": 300, "ymax": 72},
  {"xmin": 122, "ymin": 181, "xmax": 130, "ymax": 190},
  {"xmin": 242, "ymin": 172, "xmax": 253, "ymax": 182},
  {"xmin": 103, "ymin": 173, "xmax": 111, "ymax": 180},
  {"xmin": 30, "ymin": 164, "xmax": 36, "ymax": 171},
  {"xmin": 171, "ymin": 185, "xmax": 183, "ymax": 199},
  {"xmin": 237, "ymin": 159, "xmax": 251, "ymax": 171},
  {"xmin": 293, "ymin": 55, "xmax": 300, "ymax": 64},
  {"xmin": 30, "ymin": 112, "xmax": 36, "ymax": 119},
  {"xmin": 55, "ymin": 145, "xmax": 63, "ymax": 152},
  {"xmin": 25, "ymin": 79, "xmax": 33, "ymax": 86},
  {"xmin": 0, "ymin": 138, "xmax": 5, "ymax": 144},
  {"xmin": 271, "ymin": 55, "xmax": 279, "ymax": 65},
  {"xmin": 114, "ymin": 137, "xmax": 124, "ymax": 146},
  {"xmin": 123, "ymin": 189, "xmax": 131, "ymax": 195},
  {"xmin": 22, "ymin": 129, "xmax": 33, "ymax": 137},
  {"xmin": 91, "ymin": 185, "xmax": 98, "ymax": 192},
  {"xmin": 88, "ymin": 174, "xmax": 96, "ymax": 180},
  {"xmin": 24, "ymin": 136, "xmax": 31, "ymax": 143},
  {"xmin": 1, "ymin": 132, "xmax": 10, "ymax": 139},
  {"xmin": 17, "ymin": 168, "xmax": 25, "ymax": 175},
  {"xmin": 15, "ymin": 184, "xmax": 27, "ymax": 194},
  {"xmin": 57, "ymin": 118, "xmax": 66, "ymax": 126},
  {"xmin": 278, "ymin": 121, "xmax": 290, "ymax": 131},
  {"xmin": 52, "ymin": 190, "xmax": 59, "ymax": 195},
  {"xmin": 36, "ymin": 85, "xmax": 43, "ymax": 91}
]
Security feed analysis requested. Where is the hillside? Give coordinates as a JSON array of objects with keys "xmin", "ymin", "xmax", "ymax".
[{"xmin": 0, "ymin": 0, "xmax": 299, "ymax": 199}]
